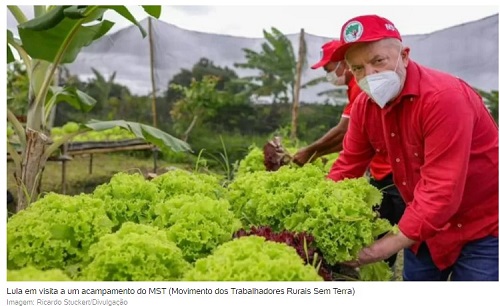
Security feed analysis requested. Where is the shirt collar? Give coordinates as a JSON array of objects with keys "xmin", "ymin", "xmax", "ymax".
[
  {"xmin": 400, "ymin": 59, "xmax": 420, "ymax": 97},
  {"xmin": 384, "ymin": 59, "xmax": 420, "ymax": 111}
]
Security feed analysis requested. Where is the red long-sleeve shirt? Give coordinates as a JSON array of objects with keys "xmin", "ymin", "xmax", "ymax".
[
  {"xmin": 342, "ymin": 77, "xmax": 392, "ymax": 181},
  {"xmin": 328, "ymin": 60, "xmax": 498, "ymax": 270}
]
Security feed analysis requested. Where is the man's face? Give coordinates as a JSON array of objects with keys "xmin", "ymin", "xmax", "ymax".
[
  {"xmin": 324, "ymin": 61, "xmax": 337, "ymax": 73},
  {"xmin": 323, "ymin": 61, "xmax": 347, "ymax": 86},
  {"xmin": 344, "ymin": 39, "xmax": 410, "ymax": 83}
]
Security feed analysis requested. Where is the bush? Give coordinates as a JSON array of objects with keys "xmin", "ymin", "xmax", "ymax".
[
  {"xmin": 152, "ymin": 194, "xmax": 242, "ymax": 262},
  {"xmin": 7, "ymin": 193, "xmax": 113, "ymax": 273},
  {"xmin": 183, "ymin": 236, "xmax": 323, "ymax": 281},
  {"xmin": 8, "ymin": 266, "xmax": 71, "ymax": 281},
  {"xmin": 151, "ymin": 169, "xmax": 227, "ymax": 200},
  {"xmin": 93, "ymin": 172, "xmax": 162, "ymax": 228},
  {"xmin": 233, "ymin": 144, "xmax": 266, "ymax": 177},
  {"xmin": 227, "ymin": 164, "xmax": 391, "ymax": 265},
  {"xmin": 81, "ymin": 222, "xmax": 190, "ymax": 281}
]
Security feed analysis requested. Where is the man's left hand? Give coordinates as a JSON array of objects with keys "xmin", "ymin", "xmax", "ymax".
[{"xmin": 342, "ymin": 231, "xmax": 416, "ymax": 268}]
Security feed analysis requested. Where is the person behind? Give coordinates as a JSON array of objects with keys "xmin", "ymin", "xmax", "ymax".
[
  {"xmin": 327, "ymin": 14, "xmax": 498, "ymax": 281},
  {"xmin": 293, "ymin": 40, "xmax": 359, "ymax": 164},
  {"xmin": 293, "ymin": 39, "xmax": 406, "ymax": 269}
]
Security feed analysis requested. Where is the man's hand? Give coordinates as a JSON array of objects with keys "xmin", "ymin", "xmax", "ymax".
[
  {"xmin": 292, "ymin": 148, "xmax": 317, "ymax": 166},
  {"xmin": 342, "ymin": 231, "xmax": 416, "ymax": 268}
]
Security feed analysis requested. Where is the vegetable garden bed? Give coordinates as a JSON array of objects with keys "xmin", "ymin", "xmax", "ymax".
[{"xmin": 7, "ymin": 145, "xmax": 394, "ymax": 281}]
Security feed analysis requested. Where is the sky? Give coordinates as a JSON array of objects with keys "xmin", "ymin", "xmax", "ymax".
[{"xmin": 6, "ymin": 4, "xmax": 499, "ymax": 39}]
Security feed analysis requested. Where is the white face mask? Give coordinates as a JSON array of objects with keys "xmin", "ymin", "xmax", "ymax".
[
  {"xmin": 358, "ymin": 50, "xmax": 403, "ymax": 108},
  {"xmin": 325, "ymin": 62, "xmax": 341, "ymax": 85}
]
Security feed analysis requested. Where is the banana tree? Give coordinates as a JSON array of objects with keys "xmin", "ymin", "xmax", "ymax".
[{"xmin": 7, "ymin": 5, "xmax": 191, "ymax": 212}]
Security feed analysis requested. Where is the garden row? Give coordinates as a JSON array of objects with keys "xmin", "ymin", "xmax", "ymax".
[{"xmin": 7, "ymin": 145, "xmax": 393, "ymax": 281}]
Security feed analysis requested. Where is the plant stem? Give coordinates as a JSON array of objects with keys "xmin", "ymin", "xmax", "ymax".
[
  {"xmin": 34, "ymin": 5, "xmax": 46, "ymax": 17},
  {"xmin": 7, "ymin": 109, "xmax": 26, "ymax": 149},
  {"xmin": 32, "ymin": 6, "xmax": 99, "ymax": 128},
  {"xmin": 8, "ymin": 6, "xmax": 28, "ymax": 24}
]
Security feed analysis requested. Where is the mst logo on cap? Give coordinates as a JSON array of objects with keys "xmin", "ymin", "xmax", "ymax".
[
  {"xmin": 330, "ymin": 15, "xmax": 402, "ymax": 62},
  {"xmin": 343, "ymin": 20, "xmax": 364, "ymax": 43}
]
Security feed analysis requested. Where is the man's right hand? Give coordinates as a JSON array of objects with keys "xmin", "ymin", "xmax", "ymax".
[{"xmin": 292, "ymin": 148, "xmax": 317, "ymax": 166}]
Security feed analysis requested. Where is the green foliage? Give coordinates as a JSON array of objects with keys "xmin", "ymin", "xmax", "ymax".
[
  {"xmin": 93, "ymin": 173, "xmax": 162, "ymax": 228},
  {"xmin": 54, "ymin": 68, "xmax": 142, "ymax": 125},
  {"xmin": 235, "ymin": 27, "xmax": 304, "ymax": 104},
  {"xmin": 228, "ymin": 164, "xmax": 391, "ymax": 265},
  {"xmin": 476, "ymin": 88, "xmax": 499, "ymax": 124},
  {"xmin": 16, "ymin": 6, "xmax": 159, "ymax": 63},
  {"xmin": 291, "ymin": 178, "xmax": 389, "ymax": 264},
  {"xmin": 61, "ymin": 121, "xmax": 79, "ymax": 133},
  {"xmin": 46, "ymin": 85, "xmax": 97, "ymax": 121},
  {"xmin": 359, "ymin": 262, "xmax": 393, "ymax": 281},
  {"xmin": 7, "ymin": 61, "xmax": 29, "ymax": 115},
  {"xmin": 188, "ymin": 131, "xmax": 269, "ymax": 174},
  {"xmin": 164, "ymin": 57, "xmax": 243, "ymax": 104},
  {"xmin": 233, "ymin": 144, "xmax": 266, "ymax": 176},
  {"xmin": 183, "ymin": 236, "xmax": 323, "ymax": 281},
  {"xmin": 50, "ymin": 122, "xmax": 136, "ymax": 142},
  {"xmin": 170, "ymin": 75, "xmax": 246, "ymax": 140},
  {"xmin": 151, "ymin": 169, "xmax": 227, "ymax": 200},
  {"xmin": 8, "ymin": 266, "xmax": 71, "ymax": 281},
  {"xmin": 8, "ymin": 5, "xmax": 186, "ymax": 211},
  {"xmin": 81, "ymin": 222, "xmax": 189, "ymax": 281},
  {"xmin": 228, "ymin": 164, "xmax": 324, "ymax": 230},
  {"xmin": 7, "ymin": 124, "xmax": 15, "ymax": 138},
  {"xmin": 7, "ymin": 193, "xmax": 113, "ymax": 272},
  {"xmin": 152, "ymin": 194, "xmax": 242, "ymax": 262},
  {"xmin": 84, "ymin": 119, "xmax": 191, "ymax": 153}
]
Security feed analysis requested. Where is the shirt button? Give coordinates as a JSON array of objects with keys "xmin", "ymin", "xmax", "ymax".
[
  {"xmin": 402, "ymin": 181, "xmax": 407, "ymax": 186},
  {"xmin": 457, "ymin": 223, "xmax": 462, "ymax": 228},
  {"xmin": 396, "ymin": 158, "xmax": 401, "ymax": 163},
  {"xmin": 376, "ymin": 149, "xmax": 380, "ymax": 152},
  {"xmin": 410, "ymin": 97, "xmax": 414, "ymax": 102},
  {"xmin": 414, "ymin": 152, "xmax": 418, "ymax": 157},
  {"xmin": 391, "ymin": 133, "xmax": 396, "ymax": 137}
]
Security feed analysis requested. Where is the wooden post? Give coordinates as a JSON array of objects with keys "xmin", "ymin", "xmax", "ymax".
[
  {"xmin": 291, "ymin": 28, "xmax": 306, "ymax": 141},
  {"xmin": 148, "ymin": 17, "xmax": 159, "ymax": 174},
  {"xmin": 61, "ymin": 143, "xmax": 68, "ymax": 195},
  {"xmin": 148, "ymin": 17, "xmax": 158, "ymax": 129},
  {"xmin": 153, "ymin": 147, "xmax": 158, "ymax": 173},
  {"xmin": 89, "ymin": 153, "xmax": 93, "ymax": 175}
]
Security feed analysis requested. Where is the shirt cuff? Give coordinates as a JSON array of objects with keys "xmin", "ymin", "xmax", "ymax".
[{"xmin": 398, "ymin": 204, "xmax": 451, "ymax": 241}]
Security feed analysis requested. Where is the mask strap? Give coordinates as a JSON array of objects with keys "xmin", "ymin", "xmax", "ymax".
[
  {"xmin": 333, "ymin": 62, "xmax": 341, "ymax": 74},
  {"xmin": 394, "ymin": 45, "xmax": 403, "ymax": 72}
]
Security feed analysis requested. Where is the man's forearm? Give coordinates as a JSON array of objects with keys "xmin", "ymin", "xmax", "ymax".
[
  {"xmin": 358, "ymin": 231, "xmax": 415, "ymax": 264},
  {"xmin": 306, "ymin": 126, "xmax": 347, "ymax": 158},
  {"xmin": 316, "ymin": 142, "xmax": 343, "ymax": 157}
]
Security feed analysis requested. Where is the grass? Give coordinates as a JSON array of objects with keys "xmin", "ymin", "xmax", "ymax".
[{"xmin": 6, "ymin": 152, "xmax": 192, "ymax": 205}]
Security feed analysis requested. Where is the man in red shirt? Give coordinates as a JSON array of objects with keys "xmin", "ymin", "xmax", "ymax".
[
  {"xmin": 292, "ymin": 40, "xmax": 360, "ymax": 161},
  {"xmin": 328, "ymin": 14, "xmax": 498, "ymax": 281},
  {"xmin": 292, "ymin": 39, "xmax": 406, "ymax": 269}
]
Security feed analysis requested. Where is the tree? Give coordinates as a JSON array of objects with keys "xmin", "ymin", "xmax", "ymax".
[
  {"xmin": 163, "ymin": 58, "xmax": 242, "ymax": 105},
  {"xmin": 7, "ymin": 5, "xmax": 191, "ymax": 212},
  {"xmin": 234, "ymin": 27, "xmax": 303, "ymax": 104},
  {"xmin": 170, "ymin": 76, "xmax": 226, "ymax": 141}
]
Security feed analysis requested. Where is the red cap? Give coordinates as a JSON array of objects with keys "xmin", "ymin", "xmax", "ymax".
[
  {"xmin": 330, "ymin": 15, "xmax": 402, "ymax": 62},
  {"xmin": 311, "ymin": 40, "xmax": 342, "ymax": 69}
]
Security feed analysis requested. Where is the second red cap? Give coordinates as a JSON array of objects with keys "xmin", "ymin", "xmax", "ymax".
[{"xmin": 311, "ymin": 40, "xmax": 342, "ymax": 69}]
